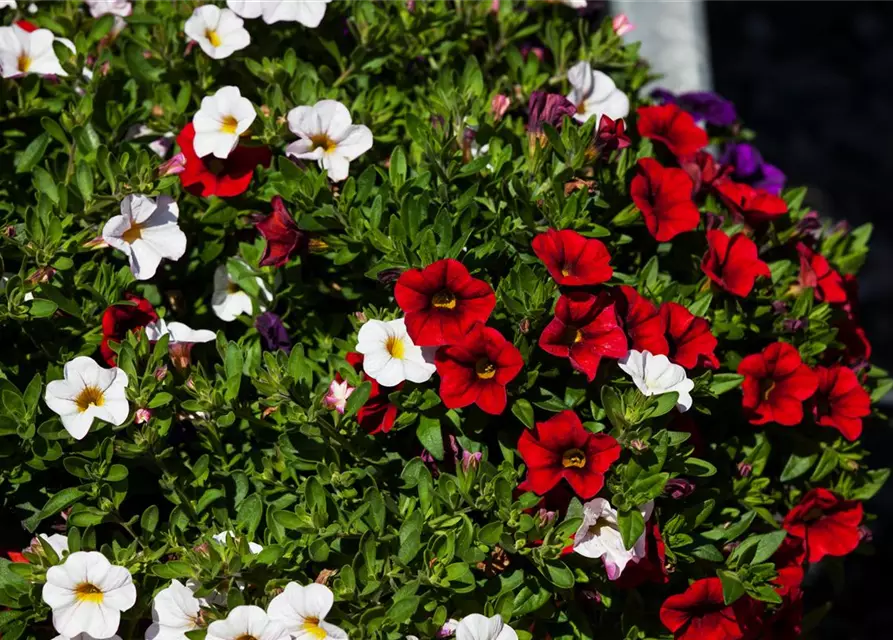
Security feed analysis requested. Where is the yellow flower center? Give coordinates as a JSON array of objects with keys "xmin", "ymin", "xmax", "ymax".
[
  {"xmin": 75, "ymin": 386, "xmax": 105, "ymax": 413},
  {"xmin": 205, "ymin": 28, "xmax": 222, "ymax": 47},
  {"xmin": 235, "ymin": 636, "xmax": 258, "ymax": 640},
  {"xmin": 475, "ymin": 359, "xmax": 496, "ymax": 380},
  {"xmin": 562, "ymin": 448, "xmax": 587, "ymax": 469},
  {"xmin": 301, "ymin": 618, "xmax": 328, "ymax": 640},
  {"xmin": 386, "ymin": 335, "xmax": 405, "ymax": 360},
  {"xmin": 310, "ymin": 133, "xmax": 338, "ymax": 153},
  {"xmin": 74, "ymin": 582, "xmax": 104, "ymax": 604},
  {"xmin": 431, "ymin": 290, "xmax": 457, "ymax": 310},
  {"xmin": 121, "ymin": 221, "xmax": 144, "ymax": 244},
  {"xmin": 227, "ymin": 281, "xmax": 240, "ymax": 294},
  {"xmin": 17, "ymin": 53, "xmax": 32, "ymax": 73},
  {"xmin": 220, "ymin": 115, "xmax": 239, "ymax": 135}
]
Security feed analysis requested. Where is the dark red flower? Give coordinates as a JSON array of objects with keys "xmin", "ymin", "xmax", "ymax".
[
  {"xmin": 809, "ymin": 365, "xmax": 870, "ymax": 441},
  {"xmin": 611, "ymin": 285, "xmax": 669, "ymax": 355},
  {"xmin": 796, "ymin": 242, "xmax": 847, "ymax": 303},
  {"xmin": 738, "ymin": 342, "xmax": 818, "ymax": 426},
  {"xmin": 660, "ymin": 577, "xmax": 760, "ymax": 640},
  {"xmin": 527, "ymin": 91, "xmax": 577, "ymax": 133},
  {"xmin": 636, "ymin": 104, "xmax": 709, "ymax": 157},
  {"xmin": 539, "ymin": 292, "xmax": 628, "ymax": 381},
  {"xmin": 176, "ymin": 123, "xmax": 272, "ymax": 198},
  {"xmin": 5, "ymin": 550, "xmax": 27, "ymax": 563},
  {"xmin": 783, "ymin": 488, "xmax": 863, "ymax": 563},
  {"xmin": 518, "ymin": 410, "xmax": 620, "ymax": 499},
  {"xmin": 630, "ymin": 158, "xmax": 700, "ymax": 242},
  {"xmin": 595, "ymin": 115, "xmax": 631, "ymax": 153},
  {"xmin": 613, "ymin": 521, "xmax": 669, "ymax": 588},
  {"xmin": 772, "ymin": 535, "xmax": 806, "ymax": 597},
  {"xmin": 435, "ymin": 323, "xmax": 523, "ymax": 415},
  {"xmin": 531, "ymin": 229, "xmax": 613, "ymax": 286},
  {"xmin": 701, "ymin": 229, "xmax": 771, "ymax": 298},
  {"xmin": 680, "ymin": 150, "xmax": 728, "ymax": 195},
  {"xmin": 100, "ymin": 294, "xmax": 159, "ymax": 366},
  {"xmin": 761, "ymin": 589, "xmax": 803, "ymax": 640},
  {"xmin": 660, "ymin": 302, "xmax": 719, "ymax": 369},
  {"xmin": 833, "ymin": 319, "xmax": 872, "ymax": 365},
  {"xmin": 394, "ymin": 259, "xmax": 496, "ymax": 347},
  {"xmin": 341, "ymin": 353, "xmax": 400, "ymax": 435},
  {"xmin": 714, "ymin": 179, "xmax": 787, "ymax": 226},
  {"xmin": 255, "ymin": 196, "xmax": 306, "ymax": 267}
]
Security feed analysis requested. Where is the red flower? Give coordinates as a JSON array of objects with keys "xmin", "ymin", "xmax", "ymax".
[
  {"xmin": 613, "ymin": 521, "xmax": 669, "ymax": 588},
  {"xmin": 595, "ymin": 115, "xmax": 631, "ymax": 153},
  {"xmin": 16, "ymin": 20, "xmax": 39, "ymax": 32},
  {"xmin": 176, "ymin": 123, "xmax": 272, "ymax": 198},
  {"xmin": 539, "ymin": 292, "xmax": 628, "ymax": 381},
  {"xmin": 256, "ymin": 196, "xmax": 306, "ymax": 267},
  {"xmin": 6, "ymin": 550, "xmax": 27, "ymax": 563},
  {"xmin": 660, "ymin": 302, "xmax": 719, "ymax": 369},
  {"xmin": 611, "ymin": 285, "xmax": 669, "ymax": 355},
  {"xmin": 681, "ymin": 150, "xmax": 728, "ymax": 195},
  {"xmin": 636, "ymin": 104, "xmax": 709, "ymax": 157},
  {"xmin": 714, "ymin": 179, "xmax": 787, "ymax": 226},
  {"xmin": 783, "ymin": 488, "xmax": 863, "ymax": 563},
  {"xmin": 531, "ymin": 229, "xmax": 613, "ymax": 286},
  {"xmin": 342, "ymin": 353, "xmax": 400, "ymax": 435},
  {"xmin": 761, "ymin": 589, "xmax": 803, "ymax": 640},
  {"xmin": 518, "ymin": 410, "xmax": 620, "ymax": 499},
  {"xmin": 435, "ymin": 323, "xmax": 523, "ymax": 415},
  {"xmin": 810, "ymin": 365, "xmax": 870, "ymax": 441},
  {"xmin": 701, "ymin": 229, "xmax": 771, "ymax": 298},
  {"xmin": 771, "ymin": 535, "xmax": 806, "ymax": 597},
  {"xmin": 100, "ymin": 294, "xmax": 159, "ymax": 366},
  {"xmin": 739, "ymin": 342, "xmax": 818, "ymax": 426},
  {"xmin": 796, "ymin": 242, "xmax": 847, "ymax": 303},
  {"xmin": 833, "ymin": 319, "xmax": 872, "ymax": 365},
  {"xmin": 660, "ymin": 577, "xmax": 760, "ymax": 640},
  {"xmin": 394, "ymin": 259, "xmax": 496, "ymax": 347},
  {"xmin": 631, "ymin": 158, "xmax": 700, "ymax": 242}
]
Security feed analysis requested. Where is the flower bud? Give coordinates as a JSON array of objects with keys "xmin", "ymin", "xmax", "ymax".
[
  {"xmin": 134, "ymin": 408, "xmax": 152, "ymax": 424},
  {"xmin": 664, "ymin": 478, "xmax": 695, "ymax": 499},
  {"xmin": 490, "ymin": 94, "xmax": 510, "ymax": 121}
]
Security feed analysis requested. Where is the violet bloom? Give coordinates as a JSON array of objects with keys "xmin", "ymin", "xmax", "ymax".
[
  {"xmin": 651, "ymin": 88, "xmax": 737, "ymax": 128},
  {"xmin": 527, "ymin": 91, "xmax": 576, "ymax": 133},
  {"xmin": 720, "ymin": 142, "xmax": 787, "ymax": 195},
  {"xmin": 255, "ymin": 312, "xmax": 291, "ymax": 353},
  {"xmin": 664, "ymin": 478, "xmax": 695, "ymax": 499}
]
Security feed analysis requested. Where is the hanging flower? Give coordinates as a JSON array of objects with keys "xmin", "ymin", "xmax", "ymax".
[
  {"xmin": 184, "ymin": 5, "xmax": 250, "ymax": 60},
  {"xmin": 531, "ymin": 228, "xmax": 613, "ymax": 286},
  {"xmin": 206, "ymin": 605, "xmax": 289, "ymax": 640},
  {"xmin": 809, "ymin": 365, "xmax": 870, "ymax": 441},
  {"xmin": 701, "ymin": 229, "xmax": 771, "ymax": 298},
  {"xmin": 618, "ymin": 349, "xmax": 694, "ymax": 412},
  {"xmin": 324, "ymin": 379, "xmax": 355, "ymax": 414},
  {"xmin": 738, "ymin": 342, "xmax": 818, "ymax": 426},
  {"xmin": 636, "ymin": 104, "xmax": 708, "ymax": 158},
  {"xmin": 565, "ymin": 61, "xmax": 629, "ymax": 125},
  {"xmin": 527, "ymin": 91, "xmax": 576, "ymax": 134},
  {"xmin": 539, "ymin": 291, "xmax": 627, "ymax": 381},
  {"xmin": 455, "ymin": 614, "xmax": 517, "ymax": 640},
  {"xmin": 630, "ymin": 158, "xmax": 700, "ymax": 242},
  {"xmin": 176, "ymin": 123, "xmax": 271, "ymax": 197},
  {"xmin": 783, "ymin": 488, "xmax": 863, "ymax": 563},
  {"xmin": 610, "ymin": 285, "xmax": 669, "ymax": 356},
  {"xmin": 394, "ymin": 258, "xmax": 496, "ymax": 347},
  {"xmin": 255, "ymin": 312, "xmax": 291, "ymax": 353},
  {"xmin": 714, "ymin": 179, "xmax": 787, "ymax": 226},
  {"xmin": 44, "ymin": 357, "xmax": 129, "ymax": 441},
  {"xmin": 338, "ymin": 353, "xmax": 400, "ymax": 434},
  {"xmin": 192, "ymin": 86, "xmax": 256, "ymax": 159},
  {"xmin": 0, "ymin": 22, "xmax": 68, "ymax": 78},
  {"xmin": 267, "ymin": 582, "xmax": 347, "ymax": 639},
  {"xmin": 100, "ymin": 294, "xmax": 159, "ymax": 366},
  {"xmin": 102, "ymin": 194, "xmax": 187, "ymax": 281},
  {"xmin": 227, "ymin": 0, "xmax": 332, "ymax": 28},
  {"xmin": 145, "ymin": 319, "xmax": 216, "ymax": 370},
  {"xmin": 42, "ymin": 551, "xmax": 136, "ymax": 638},
  {"xmin": 659, "ymin": 302, "xmax": 719, "ymax": 369},
  {"xmin": 211, "ymin": 263, "xmax": 271, "ymax": 322},
  {"xmin": 660, "ymin": 577, "xmax": 760, "ymax": 640},
  {"xmin": 355, "ymin": 317, "xmax": 436, "ymax": 387},
  {"xmin": 573, "ymin": 497, "xmax": 654, "ymax": 580},
  {"xmin": 145, "ymin": 579, "xmax": 201, "ymax": 640},
  {"xmin": 518, "ymin": 409, "xmax": 620, "ymax": 499},
  {"xmin": 434, "ymin": 323, "xmax": 523, "ymax": 415},
  {"xmin": 255, "ymin": 196, "xmax": 306, "ymax": 268},
  {"xmin": 286, "ymin": 99, "xmax": 373, "ymax": 182},
  {"xmin": 796, "ymin": 242, "xmax": 847, "ymax": 303}
]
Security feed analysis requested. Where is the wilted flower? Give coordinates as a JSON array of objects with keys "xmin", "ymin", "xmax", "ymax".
[
  {"xmin": 664, "ymin": 478, "xmax": 695, "ymax": 499},
  {"xmin": 490, "ymin": 93, "xmax": 510, "ymax": 120},
  {"xmin": 158, "ymin": 151, "xmax": 187, "ymax": 176},
  {"xmin": 255, "ymin": 312, "xmax": 291, "ymax": 353}
]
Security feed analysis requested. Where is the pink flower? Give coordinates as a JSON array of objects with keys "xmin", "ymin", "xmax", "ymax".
[
  {"xmin": 491, "ymin": 94, "xmax": 510, "ymax": 121},
  {"xmin": 134, "ymin": 408, "xmax": 152, "ymax": 424},
  {"xmin": 612, "ymin": 14, "xmax": 634, "ymax": 37},
  {"xmin": 158, "ymin": 152, "xmax": 186, "ymax": 176},
  {"xmin": 325, "ymin": 379, "xmax": 355, "ymax": 414}
]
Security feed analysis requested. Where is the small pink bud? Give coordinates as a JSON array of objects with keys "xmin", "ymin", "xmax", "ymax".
[
  {"xmin": 354, "ymin": 311, "xmax": 368, "ymax": 323},
  {"xmin": 83, "ymin": 236, "xmax": 110, "ymax": 249},
  {"xmin": 134, "ymin": 408, "xmax": 152, "ymax": 424},
  {"xmin": 737, "ymin": 462, "xmax": 753, "ymax": 477},
  {"xmin": 158, "ymin": 151, "xmax": 186, "ymax": 176},
  {"xmin": 536, "ymin": 508, "xmax": 557, "ymax": 527},
  {"xmin": 629, "ymin": 439, "xmax": 648, "ymax": 452},
  {"xmin": 490, "ymin": 94, "xmax": 510, "ymax": 121},
  {"xmin": 154, "ymin": 365, "xmax": 168, "ymax": 381},
  {"xmin": 489, "ymin": 0, "xmax": 500, "ymax": 14},
  {"xmin": 612, "ymin": 14, "xmax": 635, "ymax": 37},
  {"xmin": 461, "ymin": 450, "xmax": 482, "ymax": 472}
]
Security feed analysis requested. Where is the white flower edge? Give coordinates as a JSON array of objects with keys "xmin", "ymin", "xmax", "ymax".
[
  {"xmin": 354, "ymin": 318, "xmax": 435, "ymax": 387},
  {"xmin": 566, "ymin": 60, "xmax": 629, "ymax": 125},
  {"xmin": 267, "ymin": 582, "xmax": 347, "ymax": 639},
  {"xmin": 573, "ymin": 497, "xmax": 654, "ymax": 580},
  {"xmin": 44, "ymin": 356, "xmax": 129, "ymax": 441},
  {"xmin": 618, "ymin": 349, "xmax": 694, "ymax": 412},
  {"xmin": 455, "ymin": 614, "xmax": 518, "ymax": 640}
]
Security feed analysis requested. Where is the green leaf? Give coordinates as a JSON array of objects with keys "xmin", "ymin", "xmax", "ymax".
[
  {"xmin": 15, "ymin": 133, "xmax": 50, "ymax": 173},
  {"xmin": 76, "ymin": 163, "xmax": 94, "ymax": 202},
  {"xmin": 125, "ymin": 43, "xmax": 164, "ymax": 83},
  {"xmin": 717, "ymin": 569, "xmax": 746, "ymax": 605},
  {"xmin": 810, "ymin": 448, "xmax": 839, "ymax": 482},
  {"xmin": 753, "ymin": 530, "xmax": 787, "ymax": 564},
  {"xmin": 416, "ymin": 415, "xmax": 444, "ymax": 460},
  {"xmin": 398, "ymin": 511, "xmax": 423, "ymax": 563},
  {"xmin": 40, "ymin": 117, "xmax": 69, "ymax": 145},
  {"xmin": 344, "ymin": 381, "xmax": 371, "ymax": 417},
  {"xmin": 511, "ymin": 399, "xmax": 535, "ymax": 429},
  {"xmin": 24, "ymin": 487, "xmax": 85, "ymax": 532},
  {"xmin": 141, "ymin": 505, "xmax": 159, "ymax": 534},
  {"xmin": 780, "ymin": 451, "xmax": 817, "ymax": 482},
  {"xmin": 710, "ymin": 373, "xmax": 744, "ymax": 395},
  {"xmin": 386, "ymin": 596, "xmax": 420, "ymax": 623},
  {"xmin": 236, "ymin": 494, "xmax": 263, "ymax": 536},
  {"xmin": 478, "ymin": 522, "xmax": 504, "ymax": 545},
  {"xmin": 543, "ymin": 562, "xmax": 575, "ymax": 589},
  {"xmin": 617, "ymin": 509, "xmax": 645, "ymax": 551}
]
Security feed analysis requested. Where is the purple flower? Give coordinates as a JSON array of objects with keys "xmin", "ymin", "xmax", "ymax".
[
  {"xmin": 652, "ymin": 88, "xmax": 738, "ymax": 127},
  {"xmin": 527, "ymin": 91, "xmax": 576, "ymax": 133},
  {"xmin": 664, "ymin": 478, "xmax": 695, "ymax": 499},
  {"xmin": 720, "ymin": 142, "xmax": 787, "ymax": 195},
  {"xmin": 255, "ymin": 312, "xmax": 291, "ymax": 353}
]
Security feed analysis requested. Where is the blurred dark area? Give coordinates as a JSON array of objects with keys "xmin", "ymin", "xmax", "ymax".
[{"xmin": 708, "ymin": 2, "xmax": 893, "ymax": 638}]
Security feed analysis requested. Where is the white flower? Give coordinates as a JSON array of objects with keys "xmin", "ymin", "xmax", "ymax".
[
  {"xmin": 145, "ymin": 319, "xmax": 216, "ymax": 346},
  {"xmin": 227, "ymin": 0, "xmax": 332, "ymax": 28},
  {"xmin": 561, "ymin": 0, "xmax": 588, "ymax": 7},
  {"xmin": 212, "ymin": 530, "xmax": 263, "ymax": 554},
  {"xmin": 55, "ymin": 634, "xmax": 122, "ymax": 640},
  {"xmin": 211, "ymin": 263, "xmax": 271, "ymax": 322},
  {"xmin": 618, "ymin": 349, "xmax": 694, "ymax": 412},
  {"xmin": 184, "ymin": 5, "xmax": 249, "ymax": 60},
  {"xmin": 102, "ymin": 194, "xmax": 186, "ymax": 281},
  {"xmin": 324, "ymin": 379, "xmax": 354, "ymax": 414},
  {"xmin": 206, "ymin": 605, "xmax": 289, "ymax": 640},
  {"xmin": 44, "ymin": 357, "xmax": 129, "ymax": 441},
  {"xmin": 355, "ymin": 318, "xmax": 436, "ymax": 387},
  {"xmin": 455, "ymin": 614, "xmax": 518, "ymax": 640},
  {"xmin": 145, "ymin": 579, "xmax": 201, "ymax": 640},
  {"xmin": 85, "ymin": 0, "xmax": 132, "ymax": 17},
  {"xmin": 34, "ymin": 533, "xmax": 69, "ymax": 559},
  {"xmin": 42, "ymin": 551, "xmax": 136, "ymax": 639},
  {"xmin": 0, "ymin": 1, "xmax": 17, "ymax": 9},
  {"xmin": 286, "ymin": 99, "xmax": 373, "ymax": 182},
  {"xmin": 573, "ymin": 498, "xmax": 654, "ymax": 580},
  {"xmin": 0, "ymin": 23, "xmax": 68, "ymax": 78},
  {"xmin": 192, "ymin": 86, "xmax": 256, "ymax": 159},
  {"xmin": 267, "ymin": 582, "xmax": 347, "ymax": 640},
  {"xmin": 566, "ymin": 61, "xmax": 629, "ymax": 125}
]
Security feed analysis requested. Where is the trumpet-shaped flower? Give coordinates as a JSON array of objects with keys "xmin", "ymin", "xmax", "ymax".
[
  {"xmin": 44, "ymin": 357, "xmax": 129, "ymax": 440},
  {"xmin": 145, "ymin": 579, "xmax": 202, "ymax": 640},
  {"xmin": 566, "ymin": 61, "xmax": 629, "ymax": 125},
  {"xmin": 267, "ymin": 582, "xmax": 348, "ymax": 640},
  {"xmin": 211, "ymin": 263, "xmax": 271, "ymax": 322},
  {"xmin": 618, "ymin": 349, "xmax": 694, "ymax": 412},
  {"xmin": 0, "ymin": 22, "xmax": 67, "ymax": 77},
  {"xmin": 102, "ymin": 195, "xmax": 186, "ymax": 281},
  {"xmin": 206, "ymin": 605, "xmax": 289, "ymax": 640},
  {"xmin": 184, "ymin": 5, "xmax": 249, "ymax": 60},
  {"xmin": 286, "ymin": 99, "xmax": 373, "ymax": 182},
  {"xmin": 227, "ymin": 0, "xmax": 332, "ymax": 27},
  {"xmin": 355, "ymin": 317, "xmax": 436, "ymax": 387},
  {"xmin": 455, "ymin": 614, "xmax": 517, "ymax": 640},
  {"xmin": 193, "ymin": 86, "xmax": 256, "ymax": 159},
  {"xmin": 573, "ymin": 498, "xmax": 654, "ymax": 579}
]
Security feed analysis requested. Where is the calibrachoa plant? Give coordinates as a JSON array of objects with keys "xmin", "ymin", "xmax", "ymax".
[{"xmin": 0, "ymin": 1, "xmax": 889, "ymax": 640}]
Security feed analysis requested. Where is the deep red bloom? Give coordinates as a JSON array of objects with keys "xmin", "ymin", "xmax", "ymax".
[
  {"xmin": 342, "ymin": 353, "xmax": 399, "ymax": 435},
  {"xmin": 834, "ymin": 319, "xmax": 872, "ymax": 365},
  {"xmin": 631, "ymin": 158, "xmax": 700, "ymax": 242},
  {"xmin": 761, "ymin": 589, "xmax": 803, "ymax": 640},
  {"xmin": 681, "ymin": 150, "xmax": 728, "ymax": 195},
  {"xmin": 176, "ymin": 123, "xmax": 272, "ymax": 198},
  {"xmin": 714, "ymin": 179, "xmax": 787, "ymax": 226},
  {"xmin": 660, "ymin": 577, "xmax": 760, "ymax": 640},
  {"xmin": 527, "ymin": 91, "xmax": 577, "ymax": 133},
  {"xmin": 701, "ymin": 229, "xmax": 771, "ymax": 298},
  {"xmin": 613, "ymin": 521, "xmax": 669, "ymax": 589},
  {"xmin": 435, "ymin": 323, "xmax": 523, "ymax": 415},
  {"xmin": 595, "ymin": 115, "xmax": 631, "ymax": 153},
  {"xmin": 6, "ymin": 550, "xmax": 27, "ymax": 563},
  {"xmin": 539, "ymin": 292, "xmax": 628, "ymax": 381},
  {"xmin": 256, "ymin": 196, "xmax": 305, "ymax": 267},
  {"xmin": 809, "ymin": 365, "xmax": 870, "ymax": 441},
  {"xmin": 518, "ymin": 410, "xmax": 620, "ymax": 499},
  {"xmin": 772, "ymin": 535, "xmax": 806, "ymax": 597},
  {"xmin": 796, "ymin": 242, "xmax": 847, "ymax": 303},
  {"xmin": 394, "ymin": 259, "xmax": 496, "ymax": 347},
  {"xmin": 100, "ymin": 294, "xmax": 159, "ymax": 366},
  {"xmin": 660, "ymin": 302, "xmax": 719, "ymax": 369},
  {"xmin": 738, "ymin": 342, "xmax": 818, "ymax": 426},
  {"xmin": 783, "ymin": 488, "xmax": 863, "ymax": 563},
  {"xmin": 636, "ymin": 104, "xmax": 709, "ymax": 157},
  {"xmin": 611, "ymin": 285, "xmax": 669, "ymax": 355},
  {"xmin": 531, "ymin": 229, "xmax": 613, "ymax": 286}
]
